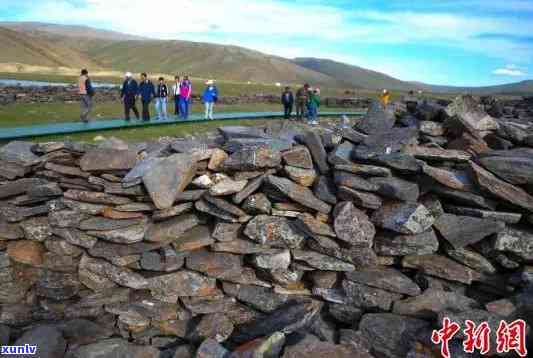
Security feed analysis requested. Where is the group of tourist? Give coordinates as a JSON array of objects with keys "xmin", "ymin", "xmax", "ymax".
[
  {"xmin": 78, "ymin": 68, "xmax": 392, "ymax": 125},
  {"xmin": 78, "ymin": 69, "xmax": 218, "ymax": 122},
  {"xmin": 280, "ymin": 83, "xmax": 321, "ymax": 125}
]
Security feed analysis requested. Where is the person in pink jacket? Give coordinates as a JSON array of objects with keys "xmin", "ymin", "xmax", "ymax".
[{"xmin": 179, "ymin": 75, "xmax": 192, "ymax": 120}]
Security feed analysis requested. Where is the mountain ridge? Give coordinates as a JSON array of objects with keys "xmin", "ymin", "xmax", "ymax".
[{"xmin": 0, "ymin": 22, "xmax": 531, "ymax": 94}]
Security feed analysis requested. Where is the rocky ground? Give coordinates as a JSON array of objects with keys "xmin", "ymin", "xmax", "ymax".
[{"xmin": 0, "ymin": 94, "xmax": 532, "ymax": 358}]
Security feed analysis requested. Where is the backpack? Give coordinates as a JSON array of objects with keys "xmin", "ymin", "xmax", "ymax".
[{"xmin": 86, "ymin": 78, "xmax": 95, "ymax": 97}]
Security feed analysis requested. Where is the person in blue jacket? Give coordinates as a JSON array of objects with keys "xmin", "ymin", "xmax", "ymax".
[
  {"xmin": 138, "ymin": 72, "xmax": 156, "ymax": 121},
  {"xmin": 120, "ymin": 72, "xmax": 139, "ymax": 121},
  {"xmin": 202, "ymin": 80, "xmax": 218, "ymax": 120}
]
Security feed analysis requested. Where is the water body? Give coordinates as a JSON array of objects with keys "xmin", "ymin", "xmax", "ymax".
[{"xmin": 0, "ymin": 78, "xmax": 118, "ymax": 88}]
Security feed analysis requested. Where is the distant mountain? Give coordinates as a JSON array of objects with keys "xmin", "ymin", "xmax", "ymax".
[
  {"xmin": 0, "ymin": 22, "xmax": 531, "ymax": 94},
  {"xmin": 294, "ymin": 57, "xmax": 533, "ymax": 95},
  {"xmin": 0, "ymin": 21, "xmax": 146, "ymax": 41},
  {"xmin": 0, "ymin": 26, "xmax": 100, "ymax": 69},
  {"xmin": 292, "ymin": 57, "xmax": 411, "ymax": 91}
]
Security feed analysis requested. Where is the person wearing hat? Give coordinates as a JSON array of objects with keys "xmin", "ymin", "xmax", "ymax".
[
  {"xmin": 138, "ymin": 73, "xmax": 156, "ymax": 122},
  {"xmin": 202, "ymin": 79, "xmax": 218, "ymax": 120},
  {"xmin": 295, "ymin": 83, "xmax": 310, "ymax": 121},
  {"xmin": 281, "ymin": 86, "xmax": 294, "ymax": 120},
  {"xmin": 380, "ymin": 89, "xmax": 391, "ymax": 107},
  {"xmin": 179, "ymin": 75, "xmax": 192, "ymax": 120},
  {"xmin": 120, "ymin": 72, "xmax": 140, "ymax": 121},
  {"xmin": 155, "ymin": 77, "xmax": 169, "ymax": 120}
]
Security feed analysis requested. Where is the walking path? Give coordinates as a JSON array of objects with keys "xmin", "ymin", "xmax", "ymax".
[{"xmin": 0, "ymin": 111, "xmax": 365, "ymax": 140}]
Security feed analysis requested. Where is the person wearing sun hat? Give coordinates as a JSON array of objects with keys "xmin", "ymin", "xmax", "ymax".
[
  {"xmin": 202, "ymin": 79, "xmax": 218, "ymax": 120},
  {"xmin": 120, "ymin": 72, "xmax": 140, "ymax": 121}
]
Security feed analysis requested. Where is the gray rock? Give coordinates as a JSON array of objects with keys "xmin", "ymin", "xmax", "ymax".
[
  {"xmin": 374, "ymin": 230, "xmax": 439, "ymax": 256},
  {"xmin": 342, "ymin": 280, "xmax": 402, "ymax": 310},
  {"xmin": 345, "ymin": 267, "xmax": 421, "ymax": 296},
  {"xmin": 337, "ymin": 186, "xmax": 382, "ymax": 210},
  {"xmin": 369, "ymin": 176, "xmax": 419, "ymax": 202},
  {"xmin": 80, "ymin": 255, "xmax": 149, "ymax": 289},
  {"xmin": 493, "ymin": 226, "xmax": 533, "ymax": 261},
  {"xmin": 282, "ymin": 146, "xmax": 313, "ymax": 169},
  {"xmin": 212, "ymin": 222, "xmax": 241, "ymax": 242},
  {"xmin": 282, "ymin": 334, "xmax": 365, "ymax": 358},
  {"xmin": 145, "ymin": 214, "xmax": 200, "ymax": 243},
  {"xmin": 333, "ymin": 201, "xmax": 375, "ymax": 247},
  {"xmin": 402, "ymin": 254, "xmax": 481, "ymax": 284},
  {"xmin": 142, "ymin": 154, "xmax": 197, "ymax": 209},
  {"xmin": 328, "ymin": 141, "xmax": 356, "ymax": 166},
  {"xmin": 66, "ymin": 338, "xmax": 159, "ymax": 358},
  {"xmin": 53, "ymin": 228, "xmax": 97, "ymax": 249},
  {"xmin": 0, "ymin": 178, "xmax": 46, "ymax": 199},
  {"xmin": 372, "ymin": 202, "xmax": 434, "ymax": 234},
  {"xmin": 232, "ymin": 299, "xmax": 321, "ymax": 343},
  {"xmin": 470, "ymin": 161, "xmax": 533, "ymax": 211},
  {"xmin": 59, "ymin": 319, "xmax": 114, "ymax": 346},
  {"xmin": 148, "ymin": 270, "xmax": 217, "ymax": 302},
  {"xmin": 356, "ymin": 100, "xmax": 395, "ymax": 135},
  {"xmin": 372, "ymin": 153, "xmax": 422, "ymax": 174},
  {"xmin": 312, "ymin": 176, "xmax": 337, "ymax": 205},
  {"xmin": 308, "ymin": 235, "xmax": 379, "ymax": 268},
  {"xmin": 80, "ymin": 148, "xmax": 137, "ymax": 172},
  {"xmin": 11, "ymin": 325, "xmax": 66, "ymax": 358},
  {"xmin": 404, "ymin": 146, "xmax": 471, "ymax": 162},
  {"xmin": 232, "ymin": 174, "xmax": 265, "ymax": 204},
  {"xmin": 445, "ymin": 247, "xmax": 497, "ymax": 274},
  {"xmin": 173, "ymin": 225, "xmax": 215, "ymax": 252},
  {"xmin": 303, "ymin": 131, "xmax": 329, "ymax": 174},
  {"xmin": 265, "ymin": 175, "xmax": 331, "ymax": 214},
  {"xmin": 152, "ymin": 203, "xmax": 194, "ymax": 221},
  {"xmin": 335, "ymin": 163, "xmax": 392, "ymax": 177},
  {"xmin": 63, "ymin": 189, "xmax": 131, "ymax": 205},
  {"xmin": 186, "ymin": 249, "xmax": 242, "ymax": 278},
  {"xmin": 244, "ymin": 215, "xmax": 305, "ymax": 249},
  {"xmin": 221, "ymin": 148, "xmax": 281, "ymax": 172},
  {"xmin": 242, "ymin": 193, "xmax": 272, "ymax": 215},
  {"xmin": 354, "ymin": 127, "xmax": 418, "ymax": 160},
  {"xmin": 195, "ymin": 338, "xmax": 230, "ymax": 358},
  {"xmin": 359, "ymin": 313, "xmax": 430, "ymax": 358},
  {"xmin": 293, "ymin": 250, "xmax": 355, "ymax": 271},
  {"xmin": 252, "ymin": 250, "xmax": 291, "ymax": 270},
  {"xmin": 434, "ymin": 213, "xmax": 505, "ymax": 249},
  {"xmin": 223, "ymin": 282, "xmax": 288, "ymax": 313},
  {"xmin": 0, "ymin": 141, "xmax": 40, "ymax": 166},
  {"xmin": 443, "ymin": 205, "xmax": 522, "ymax": 224},
  {"xmin": 295, "ymin": 213, "xmax": 336, "ymax": 238},
  {"xmin": 333, "ymin": 171, "xmax": 378, "ymax": 192},
  {"xmin": 392, "ymin": 289, "xmax": 479, "ymax": 319}
]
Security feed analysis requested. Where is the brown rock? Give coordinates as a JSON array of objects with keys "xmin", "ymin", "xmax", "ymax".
[
  {"xmin": 7, "ymin": 240, "xmax": 45, "ymax": 266},
  {"xmin": 80, "ymin": 148, "xmax": 138, "ymax": 171}
]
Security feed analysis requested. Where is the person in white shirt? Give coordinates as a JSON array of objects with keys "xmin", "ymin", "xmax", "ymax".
[{"xmin": 171, "ymin": 75, "xmax": 181, "ymax": 117}]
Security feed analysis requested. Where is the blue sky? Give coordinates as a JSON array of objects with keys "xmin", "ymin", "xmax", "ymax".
[{"xmin": 2, "ymin": 0, "xmax": 533, "ymax": 86}]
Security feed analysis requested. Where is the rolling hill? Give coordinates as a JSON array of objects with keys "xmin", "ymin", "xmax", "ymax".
[{"xmin": 0, "ymin": 22, "xmax": 531, "ymax": 94}]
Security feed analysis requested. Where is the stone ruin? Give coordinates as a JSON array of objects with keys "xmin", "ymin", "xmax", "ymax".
[{"xmin": 0, "ymin": 94, "xmax": 532, "ymax": 357}]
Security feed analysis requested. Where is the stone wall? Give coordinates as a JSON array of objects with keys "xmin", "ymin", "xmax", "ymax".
[{"xmin": 0, "ymin": 86, "xmax": 370, "ymax": 108}]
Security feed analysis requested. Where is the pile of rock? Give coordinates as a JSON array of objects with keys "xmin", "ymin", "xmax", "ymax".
[{"xmin": 0, "ymin": 94, "xmax": 532, "ymax": 357}]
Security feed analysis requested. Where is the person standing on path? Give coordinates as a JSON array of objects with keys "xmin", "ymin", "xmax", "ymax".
[
  {"xmin": 79, "ymin": 69, "xmax": 95, "ymax": 123},
  {"xmin": 179, "ymin": 75, "xmax": 192, "ymax": 120},
  {"xmin": 120, "ymin": 72, "xmax": 140, "ymax": 121},
  {"xmin": 139, "ymin": 73, "xmax": 156, "ymax": 122},
  {"xmin": 172, "ymin": 75, "xmax": 181, "ymax": 117},
  {"xmin": 155, "ymin": 77, "xmax": 169, "ymax": 120},
  {"xmin": 307, "ymin": 88, "xmax": 320, "ymax": 125},
  {"xmin": 281, "ymin": 86, "xmax": 294, "ymax": 120},
  {"xmin": 295, "ymin": 83, "xmax": 310, "ymax": 121},
  {"xmin": 202, "ymin": 80, "xmax": 218, "ymax": 120}
]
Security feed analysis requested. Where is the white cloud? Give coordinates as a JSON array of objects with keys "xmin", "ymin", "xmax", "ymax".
[{"xmin": 492, "ymin": 65, "xmax": 527, "ymax": 76}]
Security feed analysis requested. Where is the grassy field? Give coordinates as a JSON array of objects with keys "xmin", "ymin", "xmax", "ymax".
[{"xmin": 0, "ymin": 100, "xmax": 356, "ymax": 143}]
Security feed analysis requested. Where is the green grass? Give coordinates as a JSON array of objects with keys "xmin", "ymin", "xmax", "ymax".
[{"xmin": 28, "ymin": 118, "xmax": 286, "ymax": 143}]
